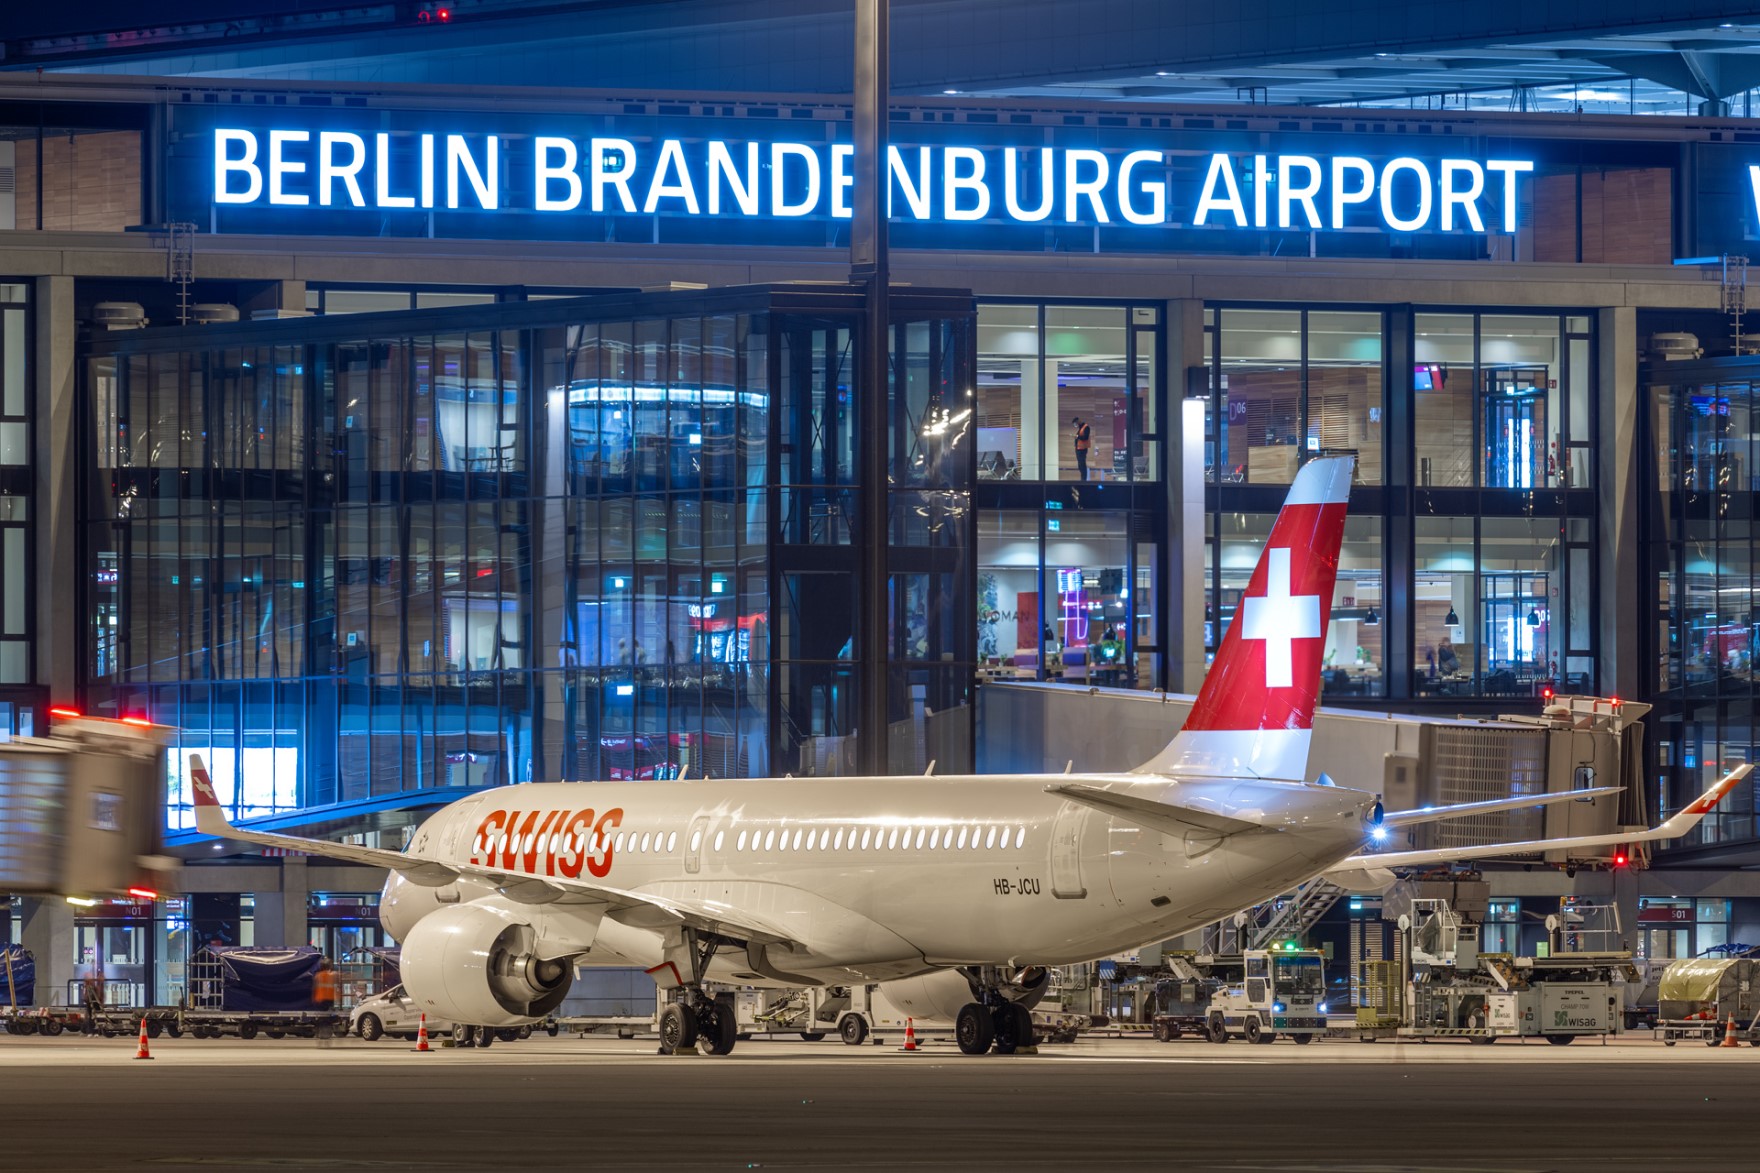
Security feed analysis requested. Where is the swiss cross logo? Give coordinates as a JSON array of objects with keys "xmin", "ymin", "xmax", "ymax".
[
  {"xmin": 1240, "ymin": 547, "xmax": 1321, "ymax": 690},
  {"xmin": 193, "ymin": 771, "xmax": 217, "ymax": 801}
]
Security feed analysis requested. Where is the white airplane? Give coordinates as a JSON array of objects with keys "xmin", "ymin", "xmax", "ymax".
[{"xmin": 189, "ymin": 455, "xmax": 1749, "ymax": 1056}]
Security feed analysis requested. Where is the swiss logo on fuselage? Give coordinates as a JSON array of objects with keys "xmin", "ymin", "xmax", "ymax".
[{"xmin": 469, "ymin": 807, "xmax": 624, "ymax": 879}]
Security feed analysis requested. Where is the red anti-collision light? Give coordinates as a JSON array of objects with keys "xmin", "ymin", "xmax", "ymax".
[
  {"xmin": 48, "ymin": 706, "xmax": 82, "ymax": 718},
  {"xmin": 121, "ymin": 717, "xmax": 153, "ymax": 727},
  {"xmin": 127, "ymin": 887, "xmax": 159, "ymax": 901}
]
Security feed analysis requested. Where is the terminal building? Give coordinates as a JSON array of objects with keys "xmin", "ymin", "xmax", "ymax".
[{"xmin": 4, "ymin": 0, "xmax": 1760, "ymax": 1004}]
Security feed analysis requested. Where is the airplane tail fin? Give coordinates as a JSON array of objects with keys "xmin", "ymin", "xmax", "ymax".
[{"xmin": 1137, "ymin": 455, "xmax": 1354, "ymax": 781}]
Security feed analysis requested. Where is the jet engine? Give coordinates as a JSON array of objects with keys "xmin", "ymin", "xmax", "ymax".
[
  {"xmin": 882, "ymin": 967, "xmax": 1050, "ymax": 1021},
  {"xmin": 398, "ymin": 901, "xmax": 573, "ymax": 1026}
]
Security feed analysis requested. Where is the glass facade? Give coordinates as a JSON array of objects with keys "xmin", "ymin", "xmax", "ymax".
[
  {"xmin": 82, "ymin": 287, "xmax": 975, "ymax": 832},
  {"xmin": 1646, "ymin": 359, "xmax": 1760, "ymax": 849},
  {"xmin": 974, "ymin": 302, "xmax": 1163, "ymax": 690},
  {"xmin": 1203, "ymin": 305, "xmax": 1596, "ymax": 705}
]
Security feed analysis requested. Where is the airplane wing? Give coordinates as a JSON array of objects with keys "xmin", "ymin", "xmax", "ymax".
[
  {"xmin": 1045, "ymin": 783, "xmax": 1264, "ymax": 837},
  {"xmin": 1345, "ymin": 765, "xmax": 1751, "ymax": 869},
  {"xmin": 1378, "ymin": 787, "xmax": 1624, "ymax": 828},
  {"xmin": 187, "ymin": 755, "xmax": 802, "ymax": 949}
]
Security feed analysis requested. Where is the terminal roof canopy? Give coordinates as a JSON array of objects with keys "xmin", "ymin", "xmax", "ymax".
[{"xmin": 9, "ymin": 0, "xmax": 1760, "ymax": 114}]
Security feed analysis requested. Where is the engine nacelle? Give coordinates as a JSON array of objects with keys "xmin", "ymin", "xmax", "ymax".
[
  {"xmin": 398, "ymin": 900, "xmax": 573, "ymax": 1027},
  {"xmin": 882, "ymin": 967, "xmax": 1050, "ymax": 1021}
]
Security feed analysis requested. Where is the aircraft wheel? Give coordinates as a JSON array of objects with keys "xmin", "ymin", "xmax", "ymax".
[
  {"xmin": 955, "ymin": 1003, "xmax": 994, "ymax": 1055},
  {"xmin": 357, "ymin": 1014, "xmax": 383, "ymax": 1042},
  {"xmin": 546, "ymin": 1022, "xmax": 560, "ymax": 1037},
  {"xmin": 996, "ymin": 1003, "xmax": 1034, "ymax": 1053},
  {"xmin": 517, "ymin": 1025, "xmax": 533, "ymax": 1040},
  {"xmin": 453, "ymin": 1024, "xmax": 476, "ymax": 1047},
  {"xmin": 1292, "ymin": 1032, "xmax": 1315, "ymax": 1045},
  {"xmin": 1207, "ymin": 1015, "xmax": 1228, "ymax": 1044},
  {"xmin": 703, "ymin": 1004, "xmax": 738, "ymax": 1055},
  {"xmin": 839, "ymin": 1015, "xmax": 869, "ymax": 1046},
  {"xmin": 658, "ymin": 1003, "xmax": 698, "ymax": 1053},
  {"xmin": 476, "ymin": 1027, "xmax": 495, "ymax": 1048},
  {"xmin": 1243, "ymin": 1016, "xmax": 1264, "ymax": 1044}
]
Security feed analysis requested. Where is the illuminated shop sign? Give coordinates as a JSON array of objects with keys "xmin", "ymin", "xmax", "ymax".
[{"xmin": 210, "ymin": 128, "xmax": 1533, "ymax": 234}]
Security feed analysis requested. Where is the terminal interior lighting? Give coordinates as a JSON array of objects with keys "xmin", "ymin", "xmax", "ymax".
[
  {"xmin": 1363, "ymin": 606, "xmax": 1380, "ymax": 625},
  {"xmin": 1527, "ymin": 606, "xmax": 1541, "ymax": 627},
  {"xmin": 1443, "ymin": 606, "xmax": 1460, "ymax": 626}
]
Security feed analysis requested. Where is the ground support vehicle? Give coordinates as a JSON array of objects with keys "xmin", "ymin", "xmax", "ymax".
[
  {"xmin": 1657, "ymin": 952, "xmax": 1760, "ymax": 1047},
  {"xmin": 1355, "ymin": 899, "xmax": 1634, "ymax": 1044},
  {"xmin": 1149, "ymin": 971, "xmax": 1219, "ymax": 1041},
  {"xmin": 1195, "ymin": 950, "xmax": 1329, "ymax": 1044}
]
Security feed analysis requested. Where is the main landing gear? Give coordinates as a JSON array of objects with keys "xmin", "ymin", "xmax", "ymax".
[
  {"xmin": 655, "ymin": 929, "xmax": 738, "ymax": 1056},
  {"xmin": 953, "ymin": 967, "xmax": 1040, "ymax": 1056}
]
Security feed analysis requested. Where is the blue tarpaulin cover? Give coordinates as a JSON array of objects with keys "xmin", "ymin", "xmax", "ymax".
[
  {"xmin": 1, "ymin": 945, "xmax": 34, "ymax": 1007},
  {"xmin": 198, "ymin": 945, "xmax": 324, "ymax": 1012}
]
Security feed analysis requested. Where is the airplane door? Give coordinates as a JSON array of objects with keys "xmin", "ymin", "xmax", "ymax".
[
  {"xmin": 685, "ymin": 815, "xmax": 711, "ymax": 874},
  {"xmin": 1049, "ymin": 803, "xmax": 1089, "ymax": 899}
]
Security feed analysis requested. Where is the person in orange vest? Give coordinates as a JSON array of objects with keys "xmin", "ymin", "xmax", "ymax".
[
  {"xmin": 312, "ymin": 960, "xmax": 340, "ymax": 1045},
  {"xmin": 1071, "ymin": 416, "xmax": 1092, "ymax": 481}
]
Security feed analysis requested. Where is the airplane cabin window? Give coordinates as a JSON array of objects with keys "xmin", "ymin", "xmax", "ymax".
[
  {"xmin": 887, "ymin": 828, "xmax": 899, "ymax": 849},
  {"xmin": 805, "ymin": 829, "xmax": 817, "ymax": 850},
  {"xmin": 714, "ymin": 831, "xmax": 725, "ymax": 852},
  {"xmin": 666, "ymin": 831, "xmax": 678, "ymax": 853},
  {"xmin": 985, "ymin": 827, "xmax": 997, "ymax": 849},
  {"xmin": 956, "ymin": 828, "xmax": 967, "ymax": 849},
  {"xmin": 737, "ymin": 830, "xmax": 748, "ymax": 851},
  {"xmin": 765, "ymin": 829, "xmax": 776, "ymax": 850},
  {"xmin": 792, "ymin": 829, "xmax": 803, "ymax": 850},
  {"xmin": 861, "ymin": 828, "xmax": 873, "ymax": 849},
  {"xmin": 928, "ymin": 828, "xmax": 940, "ymax": 849},
  {"xmin": 914, "ymin": 828, "xmax": 926, "ymax": 849},
  {"xmin": 690, "ymin": 831, "xmax": 702, "ymax": 852},
  {"xmin": 834, "ymin": 828, "xmax": 845, "ymax": 850},
  {"xmin": 1015, "ymin": 828, "xmax": 1026, "ymax": 848},
  {"xmin": 640, "ymin": 833, "xmax": 652, "ymax": 853},
  {"xmin": 615, "ymin": 833, "xmax": 627, "ymax": 852}
]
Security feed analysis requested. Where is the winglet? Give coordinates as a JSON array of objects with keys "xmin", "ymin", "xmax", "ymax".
[
  {"xmin": 1669, "ymin": 763, "xmax": 1752, "ymax": 824},
  {"xmin": 189, "ymin": 754, "xmax": 232, "ymax": 838}
]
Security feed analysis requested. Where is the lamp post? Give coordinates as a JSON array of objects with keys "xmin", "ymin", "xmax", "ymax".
[{"xmin": 852, "ymin": 0, "xmax": 891, "ymax": 776}]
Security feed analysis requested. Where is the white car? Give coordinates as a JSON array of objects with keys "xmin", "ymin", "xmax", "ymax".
[{"xmin": 350, "ymin": 985, "xmax": 529, "ymax": 1046}]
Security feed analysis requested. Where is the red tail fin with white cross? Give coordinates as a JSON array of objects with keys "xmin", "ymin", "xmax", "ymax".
[{"xmin": 1138, "ymin": 455, "xmax": 1354, "ymax": 781}]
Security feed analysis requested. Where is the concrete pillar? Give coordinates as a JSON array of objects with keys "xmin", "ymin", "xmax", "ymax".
[
  {"xmin": 1164, "ymin": 299, "xmax": 1206, "ymax": 693},
  {"xmin": 19, "ymin": 896, "xmax": 75, "ymax": 1007},
  {"xmin": 1596, "ymin": 307, "xmax": 1640, "ymax": 703},
  {"xmin": 1019, "ymin": 361, "xmax": 1043, "ymax": 481},
  {"xmin": 33, "ymin": 275, "xmax": 76, "ymax": 702},
  {"xmin": 252, "ymin": 857, "xmax": 308, "ymax": 948}
]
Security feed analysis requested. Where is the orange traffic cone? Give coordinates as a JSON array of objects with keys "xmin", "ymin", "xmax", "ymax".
[
  {"xmin": 134, "ymin": 1017, "xmax": 154, "ymax": 1060},
  {"xmin": 900, "ymin": 1017, "xmax": 920, "ymax": 1052},
  {"xmin": 1721, "ymin": 1015, "xmax": 1742, "ymax": 1048},
  {"xmin": 415, "ymin": 1014, "xmax": 431, "ymax": 1052}
]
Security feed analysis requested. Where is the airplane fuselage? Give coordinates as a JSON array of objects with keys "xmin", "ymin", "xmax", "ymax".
[{"xmin": 381, "ymin": 772, "xmax": 1376, "ymax": 987}]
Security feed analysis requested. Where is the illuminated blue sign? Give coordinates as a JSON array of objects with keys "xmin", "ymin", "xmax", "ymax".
[{"xmin": 210, "ymin": 128, "xmax": 1533, "ymax": 235}]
